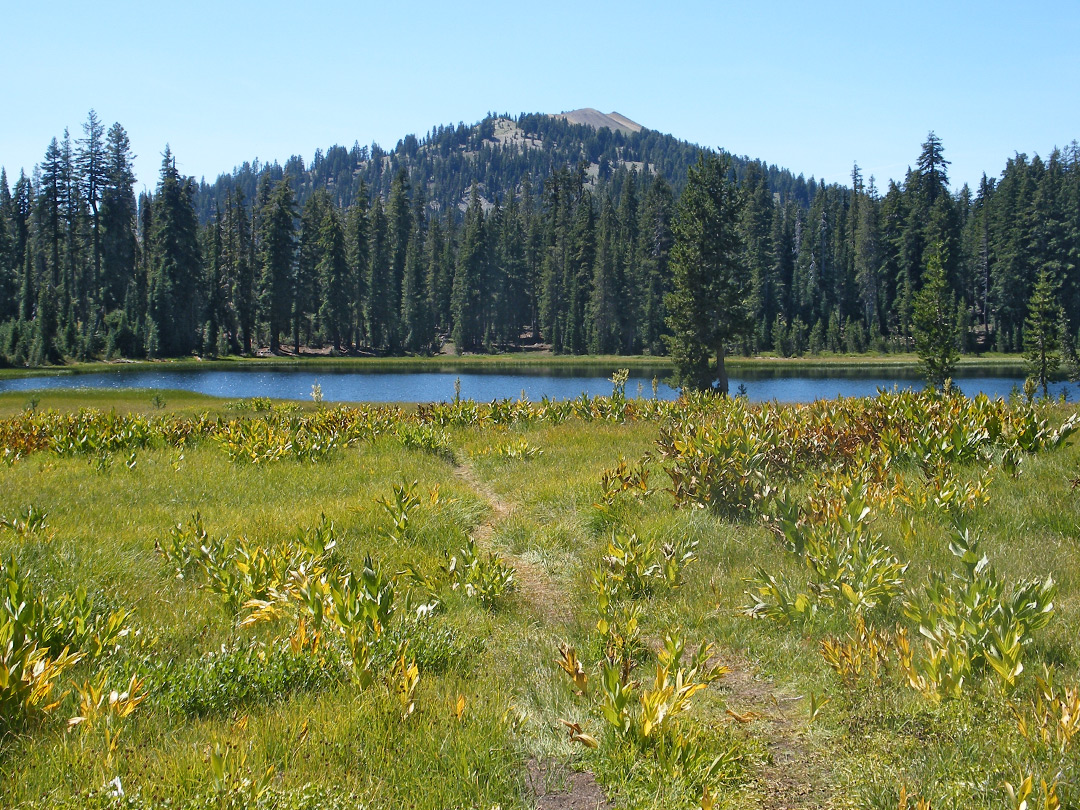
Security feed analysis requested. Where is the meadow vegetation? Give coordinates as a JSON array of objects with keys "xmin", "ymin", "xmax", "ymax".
[{"xmin": 1, "ymin": 381, "xmax": 1079, "ymax": 808}]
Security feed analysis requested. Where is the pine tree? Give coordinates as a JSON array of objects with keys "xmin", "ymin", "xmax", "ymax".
[
  {"xmin": 637, "ymin": 174, "xmax": 674, "ymax": 355},
  {"xmin": 147, "ymin": 147, "xmax": 202, "ymax": 356},
  {"xmin": 495, "ymin": 193, "xmax": 527, "ymax": 346},
  {"xmin": 30, "ymin": 278, "xmax": 59, "ymax": 365},
  {"xmin": 366, "ymin": 197, "xmax": 391, "ymax": 351},
  {"xmin": 588, "ymin": 193, "xmax": 618, "ymax": 354},
  {"xmin": 37, "ymin": 138, "xmax": 65, "ymax": 289},
  {"xmin": 99, "ymin": 123, "xmax": 138, "ymax": 313},
  {"xmin": 912, "ymin": 246, "xmax": 959, "ymax": 389},
  {"xmin": 665, "ymin": 153, "xmax": 750, "ymax": 393},
  {"xmin": 295, "ymin": 191, "xmax": 329, "ymax": 352},
  {"xmin": 258, "ymin": 177, "xmax": 297, "ymax": 354},
  {"xmin": 1023, "ymin": 266, "xmax": 1062, "ymax": 397},
  {"xmin": 615, "ymin": 170, "xmax": 640, "ymax": 352},
  {"xmin": 563, "ymin": 191, "xmax": 595, "ymax": 354},
  {"xmin": 385, "ymin": 169, "xmax": 412, "ymax": 351},
  {"xmin": 0, "ymin": 170, "xmax": 13, "ymax": 322},
  {"xmin": 78, "ymin": 110, "xmax": 108, "ymax": 308},
  {"xmin": 424, "ymin": 215, "xmax": 448, "ymax": 336},
  {"xmin": 224, "ymin": 190, "xmax": 255, "ymax": 354},
  {"xmin": 344, "ymin": 191, "xmax": 369, "ymax": 348},
  {"xmin": 452, "ymin": 185, "xmax": 485, "ymax": 352},
  {"xmin": 400, "ymin": 186, "xmax": 432, "ymax": 352},
  {"xmin": 317, "ymin": 205, "xmax": 351, "ymax": 351}
]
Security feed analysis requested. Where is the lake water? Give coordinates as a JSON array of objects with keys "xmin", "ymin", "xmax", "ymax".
[{"xmin": 0, "ymin": 366, "xmax": 1070, "ymax": 404}]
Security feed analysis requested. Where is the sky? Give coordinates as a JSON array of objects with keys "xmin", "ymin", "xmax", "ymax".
[{"xmin": 2, "ymin": 0, "xmax": 1078, "ymax": 194}]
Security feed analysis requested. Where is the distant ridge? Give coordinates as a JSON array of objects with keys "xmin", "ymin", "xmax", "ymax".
[{"xmin": 553, "ymin": 108, "xmax": 643, "ymax": 135}]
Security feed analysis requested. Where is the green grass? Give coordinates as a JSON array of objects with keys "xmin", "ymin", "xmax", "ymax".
[{"xmin": 0, "ymin": 392, "xmax": 1078, "ymax": 808}]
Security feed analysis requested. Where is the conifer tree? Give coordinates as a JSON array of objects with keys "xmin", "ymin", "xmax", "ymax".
[
  {"xmin": 366, "ymin": 197, "xmax": 391, "ymax": 351},
  {"xmin": 345, "ymin": 191, "xmax": 369, "ymax": 348},
  {"xmin": 295, "ymin": 191, "xmax": 329, "ymax": 351},
  {"xmin": 147, "ymin": 147, "xmax": 202, "ymax": 356},
  {"xmin": 637, "ymin": 174, "xmax": 674, "ymax": 354},
  {"xmin": 912, "ymin": 246, "xmax": 959, "ymax": 389},
  {"xmin": 99, "ymin": 122, "xmax": 137, "ymax": 313},
  {"xmin": 385, "ymin": 169, "xmax": 412, "ymax": 350},
  {"xmin": 316, "ymin": 205, "xmax": 351, "ymax": 351},
  {"xmin": 258, "ymin": 177, "xmax": 297, "ymax": 354},
  {"xmin": 452, "ymin": 185, "xmax": 485, "ymax": 352},
  {"xmin": 665, "ymin": 153, "xmax": 749, "ymax": 394},
  {"xmin": 563, "ymin": 191, "xmax": 595, "ymax": 354},
  {"xmin": 588, "ymin": 194, "xmax": 618, "ymax": 354},
  {"xmin": 424, "ymin": 215, "xmax": 448, "ymax": 335},
  {"xmin": 78, "ymin": 110, "xmax": 108, "ymax": 306},
  {"xmin": 224, "ymin": 190, "xmax": 255, "ymax": 354},
  {"xmin": 400, "ymin": 186, "xmax": 432, "ymax": 352},
  {"xmin": 1023, "ymin": 266, "xmax": 1063, "ymax": 397}
]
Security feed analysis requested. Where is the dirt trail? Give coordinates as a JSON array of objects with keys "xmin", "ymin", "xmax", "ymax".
[
  {"xmin": 527, "ymin": 758, "xmax": 611, "ymax": 810},
  {"xmin": 720, "ymin": 660, "xmax": 832, "ymax": 810},
  {"xmin": 453, "ymin": 461, "xmax": 609, "ymax": 809},
  {"xmin": 454, "ymin": 459, "xmax": 829, "ymax": 807},
  {"xmin": 452, "ymin": 461, "xmax": 574, "ymax": 627}
]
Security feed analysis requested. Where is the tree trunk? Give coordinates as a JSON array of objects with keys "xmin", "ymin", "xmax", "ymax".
[{"xmin": 716, "ymin": 339, "xmax": 729, "ymax": 396}]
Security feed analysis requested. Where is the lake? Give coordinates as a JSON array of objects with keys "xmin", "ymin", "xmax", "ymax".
[{"xmin": 0, "ymin": 365, "xmax": 1070, "ymax": 404}]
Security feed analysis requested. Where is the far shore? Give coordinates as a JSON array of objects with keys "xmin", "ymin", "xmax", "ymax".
[{"xmin": 0, "ymin": 351, "xmax": 1035, "ymax": 380}]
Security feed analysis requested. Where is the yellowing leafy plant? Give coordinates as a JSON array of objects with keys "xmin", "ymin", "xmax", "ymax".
[
  {"xmin": 820, "ymin": 615, "xmax": 896, "ymax": 688},
  {"xmin": 68, "ymin": 673, "xmax": 147, "ymax": 770},
  {"xmin": 901, "ymin": 528, "xmax": 1055, "ymax": 696}
]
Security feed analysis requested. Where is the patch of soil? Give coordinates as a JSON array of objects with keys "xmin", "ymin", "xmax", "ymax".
[
  {"xmin": 527, "ymin": 758, "xmax": 611, "ymax": 810},
  {"xmin": 720, "ymin": 659, "xmax": 833, "ymax": 810}
]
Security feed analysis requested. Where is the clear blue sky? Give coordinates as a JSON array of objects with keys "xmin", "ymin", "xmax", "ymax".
[{"xmin": 2, "ymin": 0, "xmax": 1078, "ymax": 194}]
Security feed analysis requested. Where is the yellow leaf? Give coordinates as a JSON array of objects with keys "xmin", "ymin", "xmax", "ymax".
[{"xmin": 726, "ymin": 708, "xmax": 759, "ymax": 724}]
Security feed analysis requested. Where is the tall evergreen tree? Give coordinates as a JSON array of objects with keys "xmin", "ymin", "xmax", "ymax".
[
  {"xmin": 344, "ymin": 190, "xmax": 369, "ymax": 348},
  {"xmin": 99, "ymin": 122, "xmax": 138, "ymax": 313},
  {"xmin": 588, "ymin": 193, "xmax": 619, "ymax": 354},
  {"xmin": 1023, "ymin": 266, "xmax": 1063, "ymax": 397},
  {"xmin": 224, "ymin": 190, "xmax": 255, "ymax": 354},
  {"xmin": 316, "ymin": 205, "xmax": 351, "ymax": 351},
  {"xmin": 912, "ymin": 247, "xmax": 958, "ymax": 389},
  {"xmin": 451, "ymin": 184, "xmax": 485, "ymax": 352},
  {"xmin": 637, "ymin": 174, "xmax": 674, "ymax": 355},
  {"xmin": 665, "ymin": 153, "xmax": 750, "ymax": 393},
  {"xmin": 258, "ymin": 177, "xmax": 297, "ymax": 354},
  {"xmin": 563, "ymin": 190, "xmax": 595, "ymax": 354},
  {"xmin": 366, "ymin": 197, "xmax": 392, "ymax": 351},
  {"xmin": 78, "ymin": 110, "xmax": 108, "ymax": 309},
  {"xmin": 147, "ymin": 147, "xmax": 202, "ymax": 356},
  {"xmin": 400, "ymin": 186, "xmax": 432, "ymax": 352},
  {"xmin": 385, "ymin": 169, "xmax": 412, "ymax": 350},
  {"xmin": 295, "ymin": 190, "xmax": 330, "ymax": 351}
]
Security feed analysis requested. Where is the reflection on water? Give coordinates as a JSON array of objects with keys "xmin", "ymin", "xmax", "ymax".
[{"xmin": 0, "ymin": 366, "xmax": 1069, "ymax": 404}]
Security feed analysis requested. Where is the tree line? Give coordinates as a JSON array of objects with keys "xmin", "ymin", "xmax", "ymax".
[{"xmin": 0, "ymin": 111, "xmax": 1077, "ymax": 367}]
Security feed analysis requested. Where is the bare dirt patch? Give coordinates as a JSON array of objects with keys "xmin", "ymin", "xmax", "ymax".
[
  {"xmin": 720, "ymin": 659, "xmax": 832, "ymax": 810},
  {"xmin": 526, "ymin": 758, "xmax": 611, "ymax": 810}
]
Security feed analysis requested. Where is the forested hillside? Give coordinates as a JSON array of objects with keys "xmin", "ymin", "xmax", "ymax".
[{"xmin": 0, "ymin": 110, "xmax": 1077, "ymax": 365}]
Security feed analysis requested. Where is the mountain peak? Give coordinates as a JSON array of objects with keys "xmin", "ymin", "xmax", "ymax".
[{"xmin": 552, "ymin": 108, "xmax": 643, "ymax": 135}]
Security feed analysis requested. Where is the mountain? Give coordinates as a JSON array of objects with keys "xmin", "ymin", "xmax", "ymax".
[
  {"xmin": 192, "ymin": 111, "xmax": 819, "ymax": 224},
  {"xmin": 553, "ymin": 108, "xmax": 644, "ymax": 135}
]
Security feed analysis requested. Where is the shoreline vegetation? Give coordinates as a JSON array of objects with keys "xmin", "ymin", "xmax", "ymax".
[{"xmin": 0, "ymin": 351, "xmax": 1032, "ymax": 381}]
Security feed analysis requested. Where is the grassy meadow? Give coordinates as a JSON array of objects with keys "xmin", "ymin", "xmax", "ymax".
[{"xmin": 1, "ymin": 384, "xmax": 1079, "ymax": 809}]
